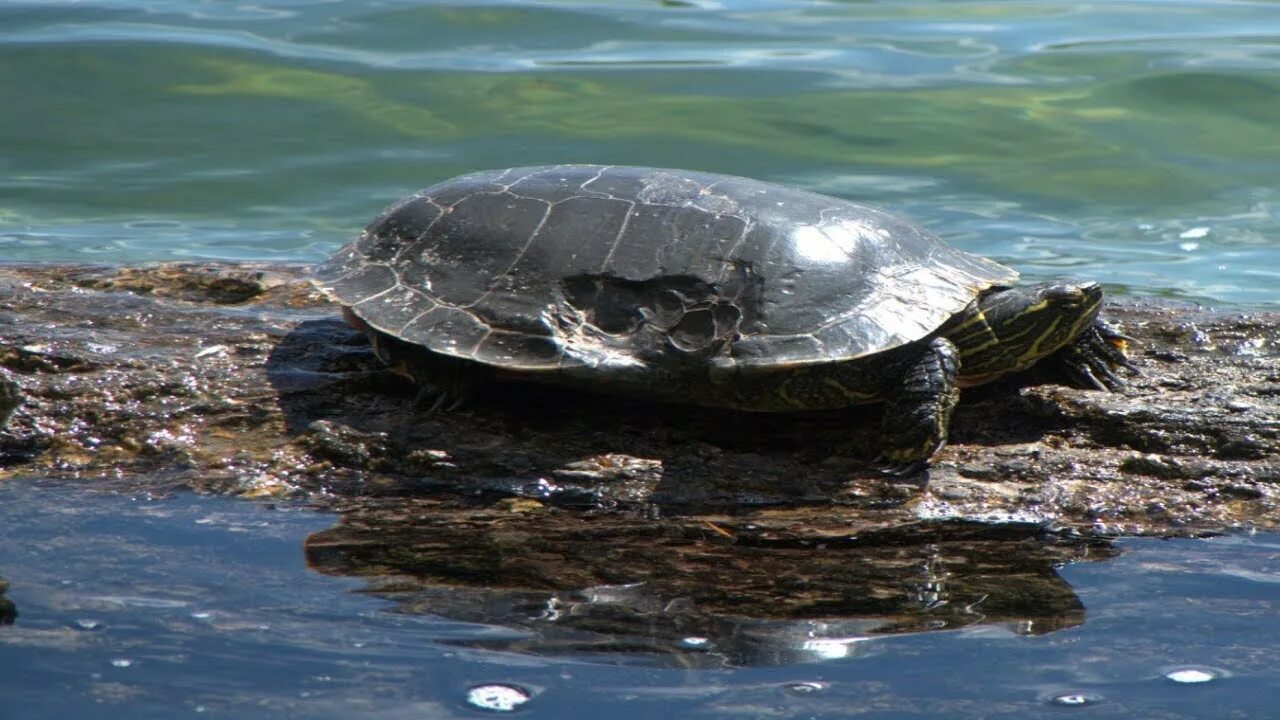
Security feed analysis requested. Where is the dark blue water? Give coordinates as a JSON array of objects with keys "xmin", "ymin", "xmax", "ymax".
[{"xmin": 2, "ymin": 481, "xmax": 1277, "ymax": 719}]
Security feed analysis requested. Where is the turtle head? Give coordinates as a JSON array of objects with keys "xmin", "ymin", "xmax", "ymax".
[{"xmin": 946, "ymin": 280, "xmax": 1103, "ymax": 382}]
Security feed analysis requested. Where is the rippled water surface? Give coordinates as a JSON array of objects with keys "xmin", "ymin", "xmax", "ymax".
[
  {"xmin": 2, "ymin": 0, "xmax": 1279, "ymax": 305},
  {"xmin": 3, "ymin": 3, "xmax": 1280, "ymax": 716},
  {"xmin": 2, "ymin": 481, "xmax": 1279, "ymax": 719}
]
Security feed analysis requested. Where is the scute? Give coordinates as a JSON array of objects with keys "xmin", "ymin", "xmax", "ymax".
[{"xmin": 313, "ymin": 165, "xmax": 1018, "ymax": 372}]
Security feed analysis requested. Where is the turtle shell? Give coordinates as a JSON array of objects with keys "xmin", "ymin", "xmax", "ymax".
[{"xmin": 313, "ymin": 165, "xmax": 1017, "ymax": 375}]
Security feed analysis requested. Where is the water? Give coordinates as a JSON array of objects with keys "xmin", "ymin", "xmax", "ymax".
[
  {"xmin": 3, "ymin": 0, "xmax": 1279, "ymax": 306},
  {"xmin": 3, "ymin": 2, "xmax": 1279, "ymax": 716},
  {"xmin": 2, "ymin": 480, "xmax": 1279, "ymax": 718}
]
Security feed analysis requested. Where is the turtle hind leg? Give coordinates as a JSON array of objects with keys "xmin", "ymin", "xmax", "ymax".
[
  {"xmin": 368, "ymin": 331, "xmax": 483, "ymax": 414},
  {"xmin": 405, "ymin": 351, "xmax": 484, "ymax": 414},
  {"xmin": 875, "ymin": 337, "xmax": 961, "ymax": 476},
  {"xmin": 413, "ymin": 381, "xmax": 463, "ymax": 415}
]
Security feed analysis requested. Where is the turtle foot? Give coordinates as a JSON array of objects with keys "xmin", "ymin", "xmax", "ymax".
[
  {"xmin": 1057, "ymin": 318, "xmax": 1139, "ymax": 391},
  {"xmin": 873, "ymin": 453, "xmax": 930, "ymax": 478},
  {"xmin": 413, "ymin": 384, "xmax": 468, "ymax": 415}
]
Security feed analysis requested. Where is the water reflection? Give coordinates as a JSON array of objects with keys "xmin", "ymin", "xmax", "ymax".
[
  {"xmin": 305, "ymin": 512, "xmax": 1116, "ymax": 667},
  {"xmin": 0, "ymin": 576, "xmax": 15, "ymax": 625},
  {"xmin": 3, "ymin": 481, "xmax": 1279, "ymax": 717}
]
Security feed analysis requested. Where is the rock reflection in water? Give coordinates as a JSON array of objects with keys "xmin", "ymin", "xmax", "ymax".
[
  {"xmin": 305, "ymin": 508, "xmax": 1116, "ymax": 667},
  {"xmin": 0, "ymin": 576, "xmax": 16, "ymax": 625}
]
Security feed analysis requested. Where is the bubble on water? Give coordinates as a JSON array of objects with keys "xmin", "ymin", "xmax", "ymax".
[
  {"xmin": 679, "ymin": 636, "xmax": 710, "ymax": 649},
  {"xmin": 109, "ymin": 658, "xmax": 134, "ymax": 668},
  {"xmin": 783, "ymin": 681, "xmax": 828, "ymax": 695},
  {"xmin": 1179, "ymin": 226, "xmax": 1210, "ymax": 239},
  {"xmin": 1047, "ymin": 691, "xmax": 1103, "ymax": 707},
  {"xmin": 72, "ymin": 618, "xmax": 104, "ymax": 631},
  {"xmin": 1164, "ymin": 666, "xmax": 1224, "ymax": 684},
  {"xmin": 465, "ymin": 684, "xmax": 532, "ymax": 713}
]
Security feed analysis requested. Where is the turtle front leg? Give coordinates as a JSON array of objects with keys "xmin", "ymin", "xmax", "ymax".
[
  {"xmin": 876, "ymin": 337, "xmax": 961, "ymax": 476},
  {"xmin": 1054, "ymin": 318, "xmax": 1138, "ymax": 391}
]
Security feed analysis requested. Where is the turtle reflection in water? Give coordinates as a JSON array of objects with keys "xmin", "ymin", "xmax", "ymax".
[{"xmin": 314, "ymin": 165, "xmax": 1135, "ymax": 474}]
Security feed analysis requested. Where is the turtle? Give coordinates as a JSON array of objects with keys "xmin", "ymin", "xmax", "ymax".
[{"xmin": 313, "ymin": 164, "xmax": 1134, "ymax": 473}]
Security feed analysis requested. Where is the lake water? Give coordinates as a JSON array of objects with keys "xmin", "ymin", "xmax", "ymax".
[
  {"xmin": 2, "ymin": 0, "xmax": 1279, "ymax": 306},
  {"xmin": 2, "ymin": 480, "xmax": 1279, "ymax": 719},
  {"xmin": 3, "ymin": 1, "xmax": 1280, "ymax": 717}
]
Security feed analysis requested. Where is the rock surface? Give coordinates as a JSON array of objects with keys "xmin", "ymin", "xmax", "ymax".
[
  {"xmin": 1, "ymin": 262, "xmax": 1276, "ymax": 661},
  {"xmin": 2, "ymin": 262, "xmax": 1274, "ymax": 531}
]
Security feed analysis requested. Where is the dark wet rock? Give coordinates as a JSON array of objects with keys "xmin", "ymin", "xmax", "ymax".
[
  {"xmin": 1, "ymin": 263, "xmax": 1276, "ymax": 530},
  {"xmin": 0, "ymin": 374, "xmax": 19, "ymax": 430},
  {"xmin": 67, "ymin": 263, "xmax": 296, "ymax": 304}
]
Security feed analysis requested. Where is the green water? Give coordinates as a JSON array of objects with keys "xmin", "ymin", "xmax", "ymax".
[{"xmin": 2, "ymin": 0, "xmax": 1278, "ymax": 305}]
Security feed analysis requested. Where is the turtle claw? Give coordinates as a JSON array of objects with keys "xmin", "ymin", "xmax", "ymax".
[
  {"xmin": 414, "ymin": 385, "xmax": 465, "ymax": 415},
  {"xmin": 1057, "ymin": 318, "xmax": 1139, "ymax": 391},
  {"xmin": 415, "ymin": 386, "xmax": 445, "ymax": 414},
  {"xmin": 1069, "ymin": 363, "xmax": 1113, "ymax": 392},
  {"xmin": 874, "ymin": 454, "xmax": 929, "ymax": 478},
  {"xmin": 1093, "ymin": 319, "xmax": 1140, "ymax": 371}
]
